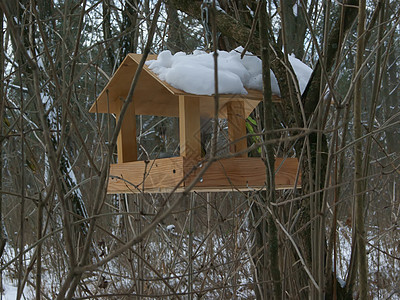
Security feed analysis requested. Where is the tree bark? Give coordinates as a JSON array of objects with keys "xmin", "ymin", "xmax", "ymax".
[
  {"xmin": 166, "ymin": 3, "xmax": 184, "ymax": 53},
  {"xmin": 120, "ymin": 0, "xmax": 139, "ymax": 62},
  {"xmin": 102, "ymin": 0, "xmax": 115, "ymax": 69},
  {"xmin": 353, "ymin": 1, "xmax": 368, "ymax": 298},
  {"xmin": 259, "ymin": 1, "xmax": 281, "ymax": 299},
  {"xmin": 279, "ymin": 0, "xmax": 307, "ymax": 59}
]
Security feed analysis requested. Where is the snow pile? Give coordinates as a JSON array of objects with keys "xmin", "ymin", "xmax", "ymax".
[
  {"xmin": 146, "ymin": 47, "xmax": 312, "ymax": 96},
  {"xmin": 2, "ymin": 281, "xmax": 32, "ymax": 299}
]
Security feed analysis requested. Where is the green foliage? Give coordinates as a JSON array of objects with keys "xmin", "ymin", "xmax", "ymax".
[{"xmin": 246, "ymin": 116, "xmax": 261, "ymax": 155}]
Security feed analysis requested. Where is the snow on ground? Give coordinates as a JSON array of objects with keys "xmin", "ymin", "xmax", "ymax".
[
  {"xmin": 2, "ymin": 282, "xmax": 18, "ymax": 300},
  {"xmin": 146, "ymin": 47, "xmax": 312, "ymax": 96},
  {"xmin": 2, "ymin": 280, "xmax": 32, "ymax": 299}
]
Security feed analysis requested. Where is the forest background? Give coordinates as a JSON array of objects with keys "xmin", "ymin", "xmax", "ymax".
[{"xmin": 0, "ymin": 0, "xmax": 399, "ymax": 299}]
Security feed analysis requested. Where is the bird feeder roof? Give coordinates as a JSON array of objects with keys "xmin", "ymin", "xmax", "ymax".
[{"xmin": 89, "ymin": 54, "xmax": 280, "ymax": 118}]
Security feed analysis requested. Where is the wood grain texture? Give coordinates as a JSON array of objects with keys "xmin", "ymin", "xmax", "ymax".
[
  {"xmin": 185, "ymin": 157, "xmax": 299, "ymax": 190},
  {"xmin": 116, "ymin": 101, "xmax": 137, "ymax": 163},
  {"xmin": 179, "ymin": 95, "xmax": 201, "ymax": 159},
  {"xmin": 107, "ymin": 156, "xmax": 300, "ymax": 193},
  {"xmin": 227, "ymin": 101, "xmax": 247, "ymax": 157},
  {"xmin": 108, "ymin": 157, "xmax": 185, "ymax": 193}
]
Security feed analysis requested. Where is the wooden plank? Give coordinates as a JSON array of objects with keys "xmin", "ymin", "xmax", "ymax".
[
  {"xmin": 179, "ymin": 95, "xmax": 201, "ymax": 159},
  {"xmin": 227, "ymin": 101, "xmax": 247, "ymax": 157},
  {"xmin": 89, "ymin": 55, "xmax": 136, "ymax": 113},
  {"xmin": 108, "ymin": 157, "xmax": 185, "ymax": 193},
  {"xmin": 184, "ymin": 157, "xmax": 300, "ymax": 190},
  {"xmin": 116, "ymin": 101, "xmax": 137, "ymax": 163},
  {"xmin": 107, "ymin": 156, "xmax": 299, "ymax": 194},
  {"xmin": 116, "ymin": 185, "xmax": 293, "ymax": 193}
]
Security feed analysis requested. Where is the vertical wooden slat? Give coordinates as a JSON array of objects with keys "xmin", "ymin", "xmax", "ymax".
[
  {"xmin": 179, "ymin": 95, "xmax": 201, "ymax": 159},
  {"xmin": 116, "ymin": 100, "xmax": 137, "ymax": 163},
  {"xmin": 227, "ymin": 101, "xmax": 247, "ymax": 157}
]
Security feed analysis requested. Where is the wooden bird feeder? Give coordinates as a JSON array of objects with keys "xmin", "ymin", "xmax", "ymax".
[{"xmin": 90, "ymin": 54, "xmax": 299, "ymax": 193}]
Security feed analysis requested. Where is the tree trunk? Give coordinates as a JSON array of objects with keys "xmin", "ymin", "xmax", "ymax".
[
  {"xmin": 0, "ymin": 3, "xmax": 7, "ymax": 261},
  {"xmin": 353, "ymin": 1, "xmax": 368, "ymax": 298},
  {"xmin": 260, "ymin": 1, "xmax": 281, "ymax": 299},
  {"xmin": 102, "ymin": 0, "xmax": 115, "ymax": 70},
  {"xmin": 120, "ymin": 0, "xmax": 139, "ymax": 62}
]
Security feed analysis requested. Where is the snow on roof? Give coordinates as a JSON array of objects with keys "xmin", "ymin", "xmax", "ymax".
[{"xmin": 146, "ymin": 47, "xmax": 312, "ymax": 97}]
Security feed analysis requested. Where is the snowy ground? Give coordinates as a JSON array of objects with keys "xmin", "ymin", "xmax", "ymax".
[{"xmin": 1, "ymin": 280, "xmax": 32, "ymax": 300}]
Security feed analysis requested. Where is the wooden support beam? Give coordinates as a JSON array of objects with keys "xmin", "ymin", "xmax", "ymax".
[
  {"xmin": 179, "ymin": 95, "xmax": 201, "ymax": 159},
  {"xmin": 227, "ymin": 101, "xmax": 247, "ymax": 157},
  {"xmin": 116, "ymin": 100, "xmax": 137, "ymax": 163}
]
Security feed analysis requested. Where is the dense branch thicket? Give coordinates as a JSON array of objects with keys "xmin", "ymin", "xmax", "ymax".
[{"xmin": 0, "ymin": 0, "xmax": 399, "ymax": 299}]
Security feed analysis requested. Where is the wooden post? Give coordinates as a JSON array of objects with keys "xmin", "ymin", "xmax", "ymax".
[
  {"xmin": 227, "ymin": 101, "xmax": 247, "ymax": 157},
  {"xmin": 179, "ymin": 95, "xmax": 201, "ymax": 159},
  {"xmin": 116, "ymin": 100, "xmax": 137, "ymax": 163}
]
